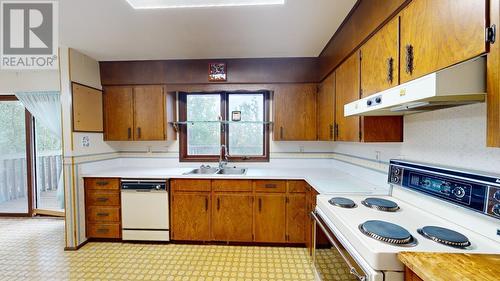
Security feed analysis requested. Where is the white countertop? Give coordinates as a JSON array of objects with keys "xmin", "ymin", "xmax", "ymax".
[{"xmin": 80, "ymin": 166, "xmax": 389, "ymax": 195}]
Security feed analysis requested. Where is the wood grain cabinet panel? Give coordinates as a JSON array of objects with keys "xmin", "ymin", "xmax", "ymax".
[
  {"xmin": 335, "ymin": 52, "xmax": 361, "ymax": 142},
  {"xmin": 171, "ymin": 192, "xmax": 210, "ymax": 241},
  {"xmin": 361, "ymin": 17, "xmax": 399, "ymax": 97},
  {"xmin": 84, "ymin": 178, "xmax": 121, "ymax": 239},
  {"xmin": 317, "ymin": 72, "xmax": 335, "ymax": 140},
  {"xmin": 286, "ymin": 194, "xmax": 306, "ymax": 243},
  {"xmin": 103, "ymin": 85, "xmax": 176, "ymax": 141},
  {"xmin": 212, "ymin": 194, "xmax": 253, "ymax": 242},
  {"xmin": 212, "ymin": 180, "xmax": 252, "ymax": 192},
  {"xmin": 85, "ymin": 178, "xmax": 120, "ymax": 190},
  {"xmin": 287, "ymin": 180, "xmax": 308, "ymax": 193},
  {"xmin": 133, "ymin": 85, "xmax": 166, "ymax": 141},
  {"xmin": 488, "ymin": 0, "xmax": 500, "ymax": 147},
  {"xmin": 254, "ymin": 194, "xmax": 286, "ymax": 243},
  {"xmin": 103, "ymin": 86, "xmax": 134, "ymax": 141},
  {"xmin": 87, "ymin": 206, "xmax": 121, "ymax": 223},
  {"xmin": 171, "ymin": 179, "xmax": 211, "ymax": 192},
  {"xmin": 254, "ymin": 180, "xmax": 286, "ymax": 193},
  {"xmin": 273, "ymin": 84, "xmax": 317, "ymax": 141},
  {"xmin": 87, "ymin": 223, "xmax": 121, "ymax": 239},
  {"xmin": 400, "ymin": 0, "xmax": 487, "ymax": 83}
]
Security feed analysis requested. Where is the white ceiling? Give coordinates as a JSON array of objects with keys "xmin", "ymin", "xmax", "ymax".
[{"xmin": 59, "ymin": 0, "xmax": 356, "ymax": 61}]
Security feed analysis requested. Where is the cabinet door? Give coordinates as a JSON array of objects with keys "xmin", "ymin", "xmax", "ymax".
[
  {"xmin": 286, "ymin": 194, "xmax": 306, "ymax": 243},
  {"xmin": 171, "ymin": 192, "xmax": 210, "ymax": 241},
  {"xmin": 317, "ymin": 73, "xmax": 335, "ymax": 141},
  {"xmin": 335, "ymin": 52, "xmax": 361, "ymax": 142},
  {"xmin": 361, "ymin": 17, "xmax": 399, "ymax": 97},
  {"xmin": 400, "ymin": 0, "xmax": 487, "ymax": 83},
  {"xmin": 212, "ymin": 194, "xmax": 253, "ymax": 242},
  {"xmin": 273, "ymin": 84, "xmax": 317, "ymax": 141},
  {"xmin": 255, "ymin": 194, "xmax": 286, "ymax": 242},
  {"xmin": 487, "ymin": 0, "xmax": 500, "ymax": 147},
  {"xmin": 134, "ymin": 85, "xmax": 165, "ymax": 140},
  {"xmin": 103, "ymin": 86, "xmax": 134, "ymax": 141}
]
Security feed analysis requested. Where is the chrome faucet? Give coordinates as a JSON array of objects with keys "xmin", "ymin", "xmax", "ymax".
[{"xmin": 219, "ymin": 144, "xmax": 229, "ymax": 170}]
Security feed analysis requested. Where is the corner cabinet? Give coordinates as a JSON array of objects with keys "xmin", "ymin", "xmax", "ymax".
[
  {"xmin": 273, "ymin": 84, "xmax": 317, "ymax": 141},
  {"xmin": 399, "ymin": 0, "xmax": 487, "ymax": 83},
  {"xmin": 335, "ymin": 52, "xmax": 403, "ymax": 142},
  {"xmin": 103, "ymin": 85, "xmax": 176, "ymax": 141}
]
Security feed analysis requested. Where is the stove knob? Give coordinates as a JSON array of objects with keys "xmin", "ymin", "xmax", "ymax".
[
  {"xmin": 367, "ymin": 100, "xmax": 372, "ymax": 106},
  {"xmin": 452, "ymin": 187, "xmax": 465, "ymax": 198},
  {"xmin": 391, "ymin": 176, "xmax": 400, "ymax": 184},
  {"xmin": 375, "ymin": 97, "xmax": 382, "ymax": 103},
  {"xmin": 492, "ymin": 204, "xmax": 500, "ymax": 217},
  {"xmin": 494, "ymin": 190, "xmax": 500, "ymax": 202},
  {"xmin": 393, "ymin": 168, "xmax": 401, "ymax": 176}
]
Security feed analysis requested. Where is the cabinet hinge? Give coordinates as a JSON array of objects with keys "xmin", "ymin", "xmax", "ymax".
[{"xmin": 487, "ymin": 25, "xmax": 496, "ymax": 44}]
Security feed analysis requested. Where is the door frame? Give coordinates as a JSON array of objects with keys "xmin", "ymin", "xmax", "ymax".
[{"xmin": 0, "ymin": 95, "xmax": 35, "ymax": 217}]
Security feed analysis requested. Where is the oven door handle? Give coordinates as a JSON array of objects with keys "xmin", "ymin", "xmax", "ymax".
[{"xmin": 311, "ymin": 211, "xmax": 367, "ymax": 281}]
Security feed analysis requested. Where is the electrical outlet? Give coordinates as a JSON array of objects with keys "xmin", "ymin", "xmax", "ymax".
[
  {"xmin": 81, "ymin": 136, "xmax": 90, "ymax": 147},
  {"xmin": 299, "ymin": 146, "xmax": 305, "ymax": 153},
  {"xmin": 497, "ymin": 229, "xmax": 500, "ymax": 236},
  {"xmin": 375, "ymin": 151, "xmax": 381, "ymax": 162}
]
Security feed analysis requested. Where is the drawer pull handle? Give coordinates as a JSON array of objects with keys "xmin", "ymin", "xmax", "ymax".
[
  {"xmin": 265, "ymin": 184, "xmax": 277, "ymax": 188},
  {"xmin": 205, "ymin": 197, "xmax": 208, "ymax": 212},
  {"xmin": 258, "ymin": 198, "xmax": 262, "ymax": 212},
  {"xmin": 96, "ymin": 212, "xmax": 109, "ymax": 217},
  {"xmin": 96, "ymin": 181, "xmax": 109, "ymax": 186},
  {"xmin": 96, "ymin": 197, "xmax": 109, "ymax": 202},
  {"xmin": 96, "ymin": 228, "xmax": 109, "ymax": 233}
]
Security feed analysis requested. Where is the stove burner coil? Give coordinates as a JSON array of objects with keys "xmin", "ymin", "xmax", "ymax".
[
  {"xmin": 361, "ymin": 197, "xmax": 400, "ymax": 212},
  {"xmin": 418, "ymin": 226, "xmax": 471, "ymax": 248},
  {"xmin": 359, "ymin": 220, "xmax": 417, "ymax": 247},
  {"xmin": 328, "ymin": 197, "xmax": 356, "ymax": 208}
]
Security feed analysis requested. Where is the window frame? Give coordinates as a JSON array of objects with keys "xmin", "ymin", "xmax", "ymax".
[{"xmin": 179, "ymin": 91, "xmax": 270, "ymax": 162}]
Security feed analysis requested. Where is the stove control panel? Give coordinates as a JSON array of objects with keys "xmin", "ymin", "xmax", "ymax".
[
  {"xmin": 487, "ymin": 186, "xmax": 500, "ymax": 218},
  {"xmin": 389, "ymin": 160, "xmax": 500, "ymax": 220}
]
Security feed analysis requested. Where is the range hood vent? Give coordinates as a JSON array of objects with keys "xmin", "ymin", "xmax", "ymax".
[{"xmin": 344, "ymin": 57, "xmax": 486, "ymax": 116}]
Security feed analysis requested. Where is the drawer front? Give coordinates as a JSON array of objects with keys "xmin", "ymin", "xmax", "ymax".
[
  {"xmin": 254, "ymin": 180, "xmax": 286, "ymax": 193},
  {"xmin": 86, "ymin": 190, "xmax": 120, "ymax": 206},
  {"xmin": 212, "ymin": 180, "xmax": 252, "ymax": 192},
  {"xmin": 87, "ymin": 206, "xmax": 120, "ymax": 222},
  {"xmin": 287, "ymin": 180, "xmax": 308, "ymax": 193},
  {"xmin": 87, "ymin": 223, "xmax": 121, "ymax": 238},
  {"xmin": 171, "ymin": 179, "xmax": 211, "ymax": 192},
  {"xmin": 85, "ymin": 178, "xmax": 120, "ymax": 190}
]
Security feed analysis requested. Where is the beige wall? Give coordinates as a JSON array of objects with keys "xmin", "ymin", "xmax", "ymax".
[{"xmin": 0, "ymin": 70, "xmax": 60, "ymax": 93}]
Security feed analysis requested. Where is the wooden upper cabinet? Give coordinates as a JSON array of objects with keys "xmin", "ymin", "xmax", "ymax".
[
  {"xmin": 273, "ymin": 84, "xmax": 317, "ymax": 141},
  {"xmin": 400, "ymin": 0, "xmax": 487, "ymax": 83},
  {"xmin": 103, "ymin": 85, "xmax": 176, "ymax": 141},
  {"xmin": 317, "ymin": 73, "xmax": 335, "ymax": 141},
  {"xmin": 361, "ymin": 17, "xmax": 399, "ymax": 97},
  {"xmin": 103, "ymin": 86, "xmax": 134, "ymax": 141},
  {"xmin": 335, "ymin": 52, "xmax": 361, "ymax": 142},
  {"xmin": 488, "ymin": 0, "xmax": 500, "ymax": 147},
  {"xmin": 171, "ymin": 192, "xmax": 210, "ymax": 241},
  {"xmin": 212, "ymin": 193, "xmax": 253, "ymax": 242},
  {"xmin": 254, "ymin": 194, "xmax": 286, "ymax": 242},
  {"xmin": 134, "ymin": 85, "xmax": 165, "ymax": 141}
]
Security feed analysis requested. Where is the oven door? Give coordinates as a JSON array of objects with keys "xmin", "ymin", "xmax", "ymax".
[{"xmin": 312, "ymin": 211, "xmax": 368, "ymax": 281}]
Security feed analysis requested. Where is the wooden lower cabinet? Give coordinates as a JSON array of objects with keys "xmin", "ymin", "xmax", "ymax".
[
  {"xmin": 84, "ymin": 178, "xmax": 121, "ymax": 239},
  {"xmin": 404, "ymin": 267, "xmax": 424, "ymax": 281},
  {"xmin": 255, "ymin": 194, "xmax": 287, "ymax": 243},
  {"xmin": 171, "ymin": 192, "xmax": 210, "ymax": 241},
  {"xmin": 212, "ymin": 193, "xmax": 253, "ymax": 242},
  {"xmin": 286, "ymin": 194, "xmax": 306, "ymax": 243},
  {"xmin": 170, "ymin": 179, "xmax": 312, "ymax": 244}
]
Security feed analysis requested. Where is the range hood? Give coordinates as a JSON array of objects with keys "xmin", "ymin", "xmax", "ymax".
[{"xmin": 344, "ymin": 57, "xmax": 486, "ymax": 116}]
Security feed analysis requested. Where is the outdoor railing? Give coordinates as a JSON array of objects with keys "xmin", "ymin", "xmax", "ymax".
[{"xmin": 0, "ymin": 151, "xmax": 61, "ymax": 203}]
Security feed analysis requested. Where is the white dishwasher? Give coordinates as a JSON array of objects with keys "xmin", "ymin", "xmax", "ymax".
[{"xmin": 121, "ymin": 179, "xmax": 170, "ymax": 241}]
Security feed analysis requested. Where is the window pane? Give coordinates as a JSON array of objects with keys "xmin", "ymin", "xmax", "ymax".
[
  {"xmin": 0, "ymin": 100, "xmax": 28, "ymax": 213},
  {"xmin": 186, "ymin": 94, "xmax": 221, "ymax": 155},
  {"xmin": 35, "ymin": 119, "xmax": 63, "ymax": 211},
  {"xmin": 228, "ymin": 93, "xmax": 264, "ymax": 156}
]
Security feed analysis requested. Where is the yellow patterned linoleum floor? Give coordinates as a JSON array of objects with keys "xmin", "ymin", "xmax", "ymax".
[{"xmin": 0, "ymin": 218, "xmax": 315, "ymax": 281}]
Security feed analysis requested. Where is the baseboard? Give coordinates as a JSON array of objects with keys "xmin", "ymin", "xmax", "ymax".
[{"xmin": 64, "ymin": 239, "xmax": 88, "ymax": 251}]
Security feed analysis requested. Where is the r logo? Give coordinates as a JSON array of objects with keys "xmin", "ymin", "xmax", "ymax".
[
  {"xmin": 0, "ymin": 1, "xmax": 58, "ymax": 69},
  {"xmin": 2, "ymin": 2, "xmax": 53, "ymax": 54}
]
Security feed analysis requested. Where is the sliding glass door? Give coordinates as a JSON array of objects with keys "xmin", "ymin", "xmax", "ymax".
[
  {"xmin": 0, "ymin": 96, "xmax": 32, "ymax": 215},
  {"xmin": 34, "ymin": 119, "xmax": 63, "ymax": 213}
]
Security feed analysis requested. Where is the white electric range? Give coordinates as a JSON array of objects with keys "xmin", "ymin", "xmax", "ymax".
[{"xmin": 312, "ymin": 160, "xmax": 500, "ymax": 281}]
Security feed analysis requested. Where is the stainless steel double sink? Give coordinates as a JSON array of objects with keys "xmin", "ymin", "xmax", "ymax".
[{"xmin": 185, "ymin": 166, "xmax": 247, "ymax": 175}]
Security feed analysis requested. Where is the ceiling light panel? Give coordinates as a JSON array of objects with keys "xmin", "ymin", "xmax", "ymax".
[{"xmin": 126, "ymin": 0, "xmax": 285, "ymax": 9}]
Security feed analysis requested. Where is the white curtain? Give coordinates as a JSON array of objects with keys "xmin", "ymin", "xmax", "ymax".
[{"xmin": 15, "ymin": 91, "xmax": 64, "ymax": 210}]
